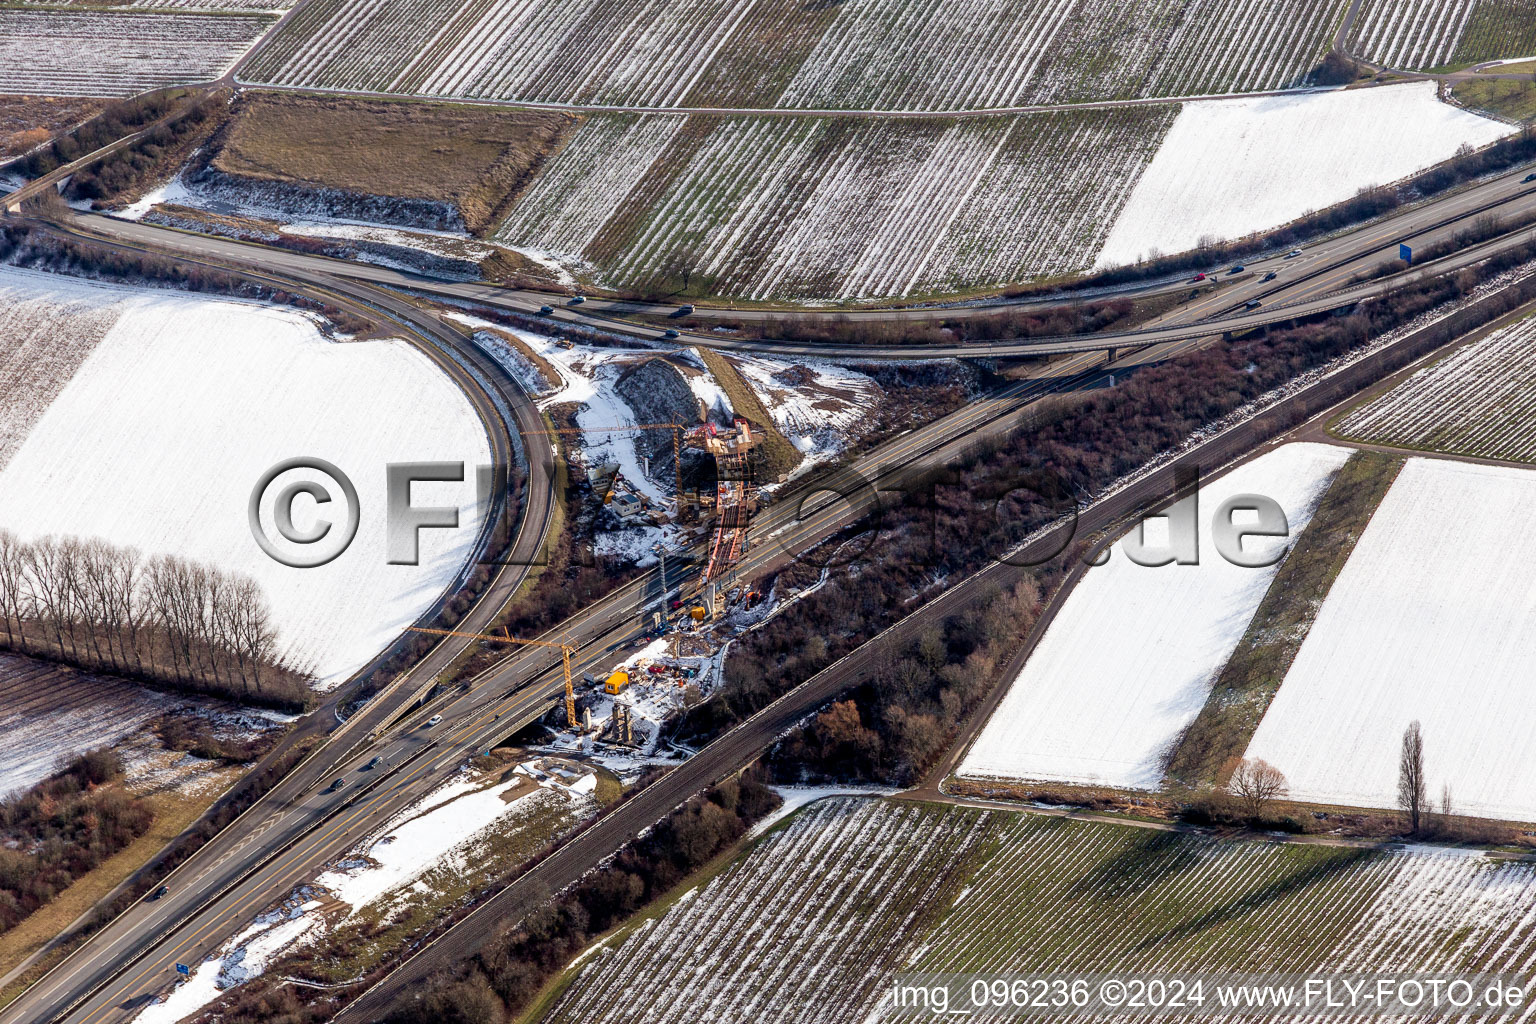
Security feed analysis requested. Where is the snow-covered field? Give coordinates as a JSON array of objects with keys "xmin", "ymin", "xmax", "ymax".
[
  {"xmin": 1336, "ymin": 314, "xmax": 1536, "ymax": 462},
  {"xmin": 242, "ymin": 0, "xmax": 1339, "ymax": 109},
  {"xmin": 0, "ymin": 10, "xmax": 274, "ymax": 96},
  {"xmin": 959, "ymin": 443, "xmax": 1351, "ymax": 790},
  {"xmin": 0, "ymin": 267, "xmax": 490, "ymax": 686},
  {"xmin": 315, "ymin": 766, "xmax": 586, "ymax": 912},
  {"xmin": 1244, "ymin": 458, "xmax": 1536, "ymax": 822},
  {"xmin": 498, "ymin": 108, "xmax": 1172, "ymax": 299},
  {"xmin": 543, "ymin": 798, "xmax": 1536, "ymax": 1024},
  {"xmin": 1098, "ymin": 83, "xmax": 1511, "ymax": 268}
]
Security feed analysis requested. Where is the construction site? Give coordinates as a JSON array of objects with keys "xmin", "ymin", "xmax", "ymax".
[{"xmin": 430, "ymin": 415, "xmax": 779, "ymax": 771}]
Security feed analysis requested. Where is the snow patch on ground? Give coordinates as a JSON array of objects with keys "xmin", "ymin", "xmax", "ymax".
[
  {"xmin": 1244, "ymin": 458, "xmax": 1536, "ymax": 821},
  {"xmin": 0, "ymin": 267, "xmax": 491, "ymax": 686},
  {"xmin": 133, "ymin": 894, "xmax": 320, "ymax": 1024},
  {"xmin": 730, "ymin": 355, "xmax": 879, "ymax": 469},
  {"xmin": 959, "ymin": 443, "xmax": 1351, "ymax": 790},
  {"xmin": 316, "ymin": 766, "xmax": 589, "ymax": 913},
  {"xmin": 1097, "ymin": 83, "xmax": 1512, "ymax": 269}
]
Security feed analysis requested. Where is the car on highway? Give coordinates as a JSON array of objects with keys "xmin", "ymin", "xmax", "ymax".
[
  {"xmin": 426, "ymin": 714, "xmax": 443, "ymax": 727},
  {"xmin": 1191, "ymin": 272, "xmax": 1206, "ymax": 282},
  {"xmin": 1245, "ymin": 299, "xmax": 1263, "ymax": 309},
  {"xmin": 677, "ymin": 304, "xmax": 695, "ymax": 316},
  {"xmin": 539, "ymin": 305, "xmax": 554, "ymax": 315},
  {"xmin": 1262, "ymin": 271, "xmax": 1278, "ymax": 282},
  {"xmin": 363, "ymin": 755, "xmax": 383, "ymax": 770},
  {"xmin": 1227, "ymin": 264, "xmax": 1245, "ymax": 274},
  {"xmin": 569, "ymin": 294, "xmax": 586, "ymax": 304},
  {"xmin": 326, "ymin": 777, "xmax": 345, "ymax": 792},
  {"xmin": 1524, "ymin": 173, "xmax": 1536, "ymax": 183},
  {"xmin": 663, "ymin": 328, "xmax": 681, "ymax": 339},
  {"xmin": 146, "ymin": 885, "xmax": 169, "ymax": 902},
  {"xmin": 1285, "ymin": 249, "xmax": 1303, "ymax": 258}
]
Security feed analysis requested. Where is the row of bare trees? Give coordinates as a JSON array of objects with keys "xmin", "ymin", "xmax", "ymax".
[{"xmin": 0, "ymin": 530, "xmax": 309, "ymax": 708}]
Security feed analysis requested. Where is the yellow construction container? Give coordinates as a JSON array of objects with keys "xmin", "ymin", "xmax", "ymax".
[
  {"xmin": 604, "ymin": 670, "xmax": 630, "ymax": 694},
  {"xmin": 690, "ymin": 606, "xmax": 707, "ymax": 622}
]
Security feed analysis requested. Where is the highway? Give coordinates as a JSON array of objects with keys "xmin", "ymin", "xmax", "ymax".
[
  {"xmin": 58, "ymin": 155, "xmax": 1536, "ymax": 359},
  {"xmin": 333, "ymin": 247, "xmax": 1496, "ymax": 1022},
  {"xmin": 7, "ymin": 96, "xmax": 1536, "ymax": 1023},
  {"xmin": 11, "ymin": 145, "xmax": 1536, "ymax": 1018},
  {"xmin": 6, "ymin": 332, "xmax": 1133, "ymax": 1024},
  {"xmin": 0, "ymin": 228, "xmax": 563, "ymax": 1024}
]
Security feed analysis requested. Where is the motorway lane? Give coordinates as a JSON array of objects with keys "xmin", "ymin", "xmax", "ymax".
[
  {"xmin": 64, "ymin": 162, "xmax": 1536, "ymax": 360},
  {"xmin": 20, "ymin": 330, "xmax": 1135, "ymax": 1024},
  {"xmin": 0, "ymin": 244, "xmax": 559, "ymax": 1024},
  {"xmin": 20, "ymin": 156, "xmax": 1536, "ymax": 1018},
  {"xmin": 19, "ymin": 170, "xmax": 1483, "ymax": 1016},
  {"xmin": 338, "ymin": 268, "xmax": 1455, "ymax": 1021}
]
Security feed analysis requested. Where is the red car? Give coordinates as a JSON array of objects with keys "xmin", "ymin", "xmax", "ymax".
[{"xmin": 1191, "ymin": 272, "xmax": 1207, "ymax": 282}]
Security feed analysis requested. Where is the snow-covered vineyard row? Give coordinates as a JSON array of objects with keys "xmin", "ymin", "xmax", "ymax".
[
  {"xmin": 1454, "ymin": 0, "xmax": 1536, "ymax": 64},
  {"xmin": 240, "ymin": 0, "xmax": 1344, "ymax": 110},
  {"xmin": 0, "ymin": 10, "xmax": 274, "ymax": 96},
  {"xmin": 496, "ymin": 109, "xmax": 1173, "ymax": 300},
  {"xmin": 1347, "ymin": 0, "xmax": 1478, "ymax": 69},
  {"xmin": 1337, "ymin": 315, "xmax": 1536, "ymax": 462},
  {"xmin": 543, "ymin": 799, "xmax": 1536, "ymax": 1024},
  {"xmin": 0, "ymin": 655, "xmax": 180, "ymax": 799},
  {"xmin": 777, "ymin": 0, "xmax": 1346, "ymax": 109},
  {"xmin": 19, "ymin": 0, "xmax": 292, "ymax": 9},
  {"xmin": 0, "ymin": 268, "xmax": 122, "ymax": 471},
  {"xmin": 1347, "ymin": 0, "xmax": 1536, "ymax": 69}
]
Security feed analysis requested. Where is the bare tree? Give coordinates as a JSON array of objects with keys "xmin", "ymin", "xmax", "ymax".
[
  {"xmin": 1229, "ymin": 758, "xmax": 1288, "ymax": 820},
  {"xmin": 0, "ymin": 529, "xmax": 24, "ymax": 645},
  {"xmin": 1440, "ymin": 783, "xmax": 1454, "ymax": 820},
  {"xmin": 0, "ymin": 531, "xmax": 303, "ymax": 706},
  {"xmin": 1399, "ymin": 720, "xmax": 1427, "ymax": 834}
]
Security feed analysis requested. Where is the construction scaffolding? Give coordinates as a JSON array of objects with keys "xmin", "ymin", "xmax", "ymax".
[{"xmin": 693, "ymin": 419, "xmax": 761, "ymax": 584}]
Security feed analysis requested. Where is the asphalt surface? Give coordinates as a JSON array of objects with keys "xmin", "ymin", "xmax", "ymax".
[
  {"xmin": 14, "ymin": 164, "xmax": 1535, "ymax": 1018},
  {"xmin": 335, "ymin": 257, "xmax": 1494, "ymax": 1022},
  {"xmin": 62, "ymin": 157, "xmax": 1536, "ymax": 358},
  {"xmin": 0, "ymin": 232, "xmax": 559, "ymax": 1024},
  {"xmin": 5, "ymin": 281, "xmax": 1155, "ymax": 1024},
  {"xmin": 8, "ymin": 85, "xmax": 1536, "ymax": 1022}
]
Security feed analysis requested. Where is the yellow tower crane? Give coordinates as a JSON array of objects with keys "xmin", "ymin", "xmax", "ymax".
[{"xmin": 407, "ymin": 626, "xmax": 578, "ymax": 728}]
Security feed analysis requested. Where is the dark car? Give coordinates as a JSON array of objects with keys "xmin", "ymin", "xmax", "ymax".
[
  {"xmin": 1262, "ymin": 271, "xmax": 1278, "ymax": 282},
  {"xmin": 363, "ymin": 756, "xmax": 383, "ymax": 771},
  {"xmin": 326, "ymin": 777, "xmax": 345, "ymax": 792},
  {"xmin": 1524, "ymin": 173, "xmax": 1536, "ymax": 183},
  {"xmin": 663, "ymin": 328, "xmax": 681, "ymax": 339},
  {"xmin": 569, "ymin": 294, "xmax": 586, "ymax": 304},
  {"xmin": 1245, "ymin": 299, "xmax": 1263, "ymax": 309},
  {"xmin": 1228, "ymin": 265, "xmax": 1245, "ymax": 274},
  {"xmin": 146, "ymin": 885, "xmax": 169, "ymax": 902},
  {"xmin": 539, "ymin": 305, "xmax": 554, "ymax": 315}
]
